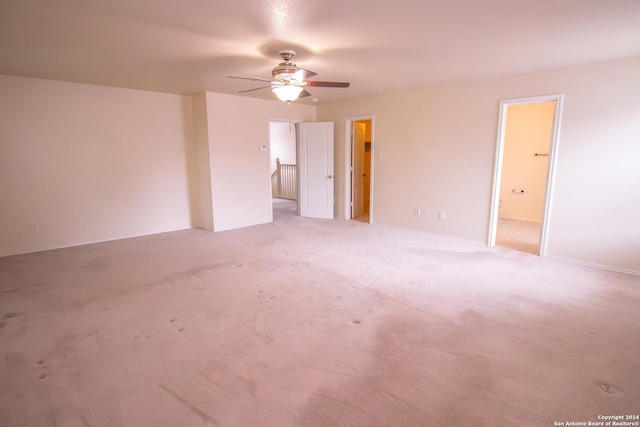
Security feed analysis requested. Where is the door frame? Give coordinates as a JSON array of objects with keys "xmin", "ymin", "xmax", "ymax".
[
  {"xmin": 344, "ymin": 115, "xmax": 375, "ymax": 222},
  {"xmin": 488, "ymin": 94, "xmax": 564, "ymax": 256}
]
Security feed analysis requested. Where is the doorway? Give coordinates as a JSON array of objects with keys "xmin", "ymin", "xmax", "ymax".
[
  {"xmin": 344, "ymin": 116, "xmax": 375, "ymax": 222},
  {"xmin": 269, "ymin": 119, "xmax": 299, "ymax": 221},
  {"xmin": 269, "ymin": 119, "xmax": 336, "ymax": 221},
  {"xmin": 488, "ymin": 95, "xmax": 563, "ymax": 256}
]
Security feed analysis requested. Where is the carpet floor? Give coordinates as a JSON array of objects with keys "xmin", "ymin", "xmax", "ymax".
[
  {"xmin": 1, "ymin": 208, "xmax": 638, "ymax": 426},
  {"xmin": 496, "ymin": 218, "xmax": 542, "ymax": 255}
]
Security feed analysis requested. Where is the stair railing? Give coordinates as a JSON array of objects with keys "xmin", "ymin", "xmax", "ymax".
[{"xmin": 271, "ymin": 157, "xmax": 297, "ymax": 200}]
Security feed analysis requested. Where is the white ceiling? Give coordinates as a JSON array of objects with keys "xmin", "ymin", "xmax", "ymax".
[{"xmin": 1, "ymin": 0, "xmax": 639, "ymax": 105}]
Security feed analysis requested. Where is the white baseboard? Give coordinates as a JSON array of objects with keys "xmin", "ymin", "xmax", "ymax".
[{"xmin": 544, "ymin": 255, "xmax": 639, "ymax": 276}]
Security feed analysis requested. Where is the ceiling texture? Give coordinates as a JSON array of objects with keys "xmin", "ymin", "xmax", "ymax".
[{"xmin": 1, "ymin": 0, "xmax": 639, "ymax": 105}]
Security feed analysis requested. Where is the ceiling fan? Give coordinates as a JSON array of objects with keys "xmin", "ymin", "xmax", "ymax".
[{"xmin": 227, "ymin": 49, "xmax": 350, "ymax": 102}]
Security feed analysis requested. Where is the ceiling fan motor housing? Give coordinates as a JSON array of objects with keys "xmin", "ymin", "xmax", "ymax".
[
  {"xmin": 272, "ymin": 63, "xmax": 299, "ymax": 82},
  {"xmin": 272, "ymin": 49, "xmax": 300, "ymax": 83}
]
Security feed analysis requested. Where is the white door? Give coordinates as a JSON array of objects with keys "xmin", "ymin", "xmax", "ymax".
[
  {"xmin": 351, "ymin": 122, "xmax": 366, "ymax": 218},
  {"xmin": 298, "ymin": 122, "xmax": 334, "ymax": 219}
]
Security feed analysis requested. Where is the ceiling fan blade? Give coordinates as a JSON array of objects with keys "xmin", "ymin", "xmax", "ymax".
[
  {"xmin": 305, "ymin": 81, "xmax": 350, "ymax": 88},
  {"xmin": 298, "ymin": 89, "xmax": 312, "ymax": 98},
  {"xmin": 227, "ymin": 76, "xmax": 274, "ymax": 83},
  {"xmin": 238, "ymin": 85, "xmax": 272, "ymax": 93},
  {"xmin": 292, "ymin": 68, "xmax": 317, "ymax": 81}
]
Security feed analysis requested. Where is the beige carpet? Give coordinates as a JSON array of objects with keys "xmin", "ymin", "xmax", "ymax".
[
  {"xmin": 496, "ymin": 217, "xmax": 541, "ymax": 255},
  {"xmin": 1, "ymin": 208, "xmax": 639, "ymax": 426}
]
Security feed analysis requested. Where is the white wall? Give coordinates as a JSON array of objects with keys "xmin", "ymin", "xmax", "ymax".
[
  {"xmin": 0, "ymin": 75, "xmax": 196, "ymax": 256},
  {"xmin": 499, "ymin": 101, "xmax": 555, "ymax": 222},
  {"xmin": 317, "ymin": 56, "xmax": 640, "ymax": 274},
  {"xmin": 201, "ymin": 92, "xmax": 315, "ymax": 231}
]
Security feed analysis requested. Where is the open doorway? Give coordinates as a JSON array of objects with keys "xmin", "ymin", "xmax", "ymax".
[
  {"xmin": 488, "ymin": 95, "xmax": 563, "ymax": 255},
  {"xmin": 344, "ymin": 116, "xmax": 375, "ymax": 222},
  {"xmin": 269, "ymin": 119, "xmax": 299, "ymax": 221}
]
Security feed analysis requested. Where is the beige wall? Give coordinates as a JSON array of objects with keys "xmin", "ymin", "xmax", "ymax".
[
  {"xmin": 200, "ymin": 92, "xmax": 315, "ymax": 231},
  {"xmin": 0, "ymin": 75, "xmax": 196, "ymax": 256},
  {"xmin": 0, "ymin": 78, "xmax": 314, "ymax": 255},
  {"xmin": 499, "ymin": 101, "xmax": 555, "ymax": 222},
  {"xmin": 2, "ymin": 56, "xmax": 638, "ymax": 274},
  {"xmin": 317, "ymin": 56, "xmax": 640, "ymax": 273}
]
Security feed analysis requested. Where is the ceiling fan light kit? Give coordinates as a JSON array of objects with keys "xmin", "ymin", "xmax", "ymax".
[
  {"xmin": 228, "ymin": 49, "xmax": 350, "ymax": 103},
  {"xmin": 272, "ymin": 84, "xmax": 303, "ymax": 102}
]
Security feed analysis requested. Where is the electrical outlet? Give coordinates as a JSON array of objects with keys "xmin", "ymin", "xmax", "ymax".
[
  {"xmin": 30, "ymin": 222, "xmax": 39, "ymax": 231},
  {"xmin": 439, "ymin": 211, "xmax": 446, "ymax": 220},
  {"xmin": 415, "ymin": 208, "xmax": 421, "ymax": 216}
]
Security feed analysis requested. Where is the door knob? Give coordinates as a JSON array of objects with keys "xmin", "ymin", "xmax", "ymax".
[{"xmin": 327, "ymin": 174, "xmax": 333, "ymax": 179}]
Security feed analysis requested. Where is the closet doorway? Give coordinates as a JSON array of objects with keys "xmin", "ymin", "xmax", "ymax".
[{"xmin": 488, "ymin": 95, "xmax": 563, "ymax": 256}]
